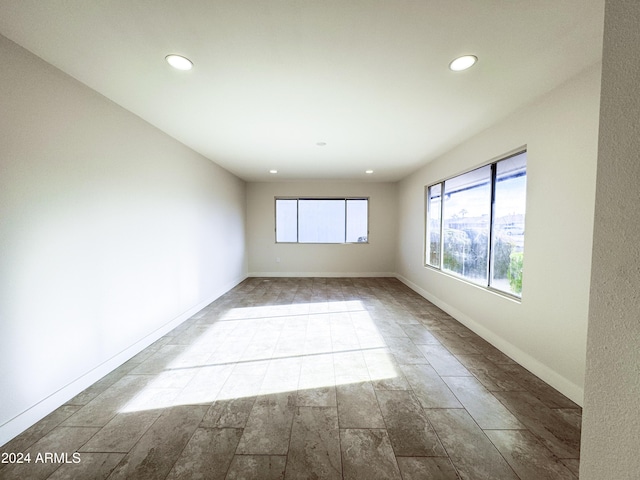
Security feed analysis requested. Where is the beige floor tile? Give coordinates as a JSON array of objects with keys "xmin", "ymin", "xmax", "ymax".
[
  {"xmin": 235, "ymin": 392, "xmax": 297, "ymax": 455},
  {"xmin": 225, "ymin": 455, "xmax": 286, "ymax": 480},
  {"xmin": 165, "ymin": 427, "xmax": 242, "ymax": 480},
  {"xmin": 3, "ymin": 278, "xmax": 582, "ymax": 480},
  {"xmin": 399, "ymin": 364, "xmax": 462, "ymax": 409},
  {"xmin": 375, "ymin": 390, "xmax": 446, "ymax": 456},
  {"xmin": 336, "ymin": 382, "xmax": 385, "ymax": 428},
  {"xmin": 426, "ymin": 408, "xmax": 519, "ymax": 480},
  {"xmin": 201, "ymin": 396, "xmax": 257, "ymax": 429},
  {"xmin": 46, "ymin": 453, "xmax": 125, "ymax": 480},
  {"xmin": 418, "ymin": 344, "xmax": 471, "ymax": 376},
  {"xmin": 396, "ymin": 457, "xmax": 459, "ymax": 480},
  {"xmin": 105, "ymin": 405, "xmax": 207, "ymax": 480},
  {"xmin": 1, "ymin": 427, "xmax": 100, "ymax": 480},
  {"xmin": 486, "ymin": 429, "xmax": 577, "ymax": 480},
  {"xmin": 285, "ymin": 407, "xmax": 341, "ymax": 480},
  {"xmin": 340, "ymin": 429, "xmax": 402, "ymax": 480},
  {"xmin": 442, "ymin": 376, "xmax": 525, "ymax": 429}
]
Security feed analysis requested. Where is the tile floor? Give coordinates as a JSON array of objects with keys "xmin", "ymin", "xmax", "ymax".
[{"xmin": 0, "ymin": 277, "xmax": 582, "ymax": 479}]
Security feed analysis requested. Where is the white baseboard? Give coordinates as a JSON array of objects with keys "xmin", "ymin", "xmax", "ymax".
[
  {"xmin": 248, "ymin": 272, "xmax": 396, "ymax": 278},
  {"xmin": 0, "ymin": 274, "xmax": 248, "ymax": 447},
  {"xmin": 395, "ymin": 274, "xmax": 584, "ymax": 406}
]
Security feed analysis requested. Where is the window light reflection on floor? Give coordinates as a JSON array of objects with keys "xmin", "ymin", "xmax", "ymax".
[{"xmin": 119, "ymin": 301, "xmax": 398, "ymax": 413}]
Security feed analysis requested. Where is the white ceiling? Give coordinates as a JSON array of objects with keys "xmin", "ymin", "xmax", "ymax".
[{"xmin": 0, "ymin": 1, "xmax": 604, "ymax": 182}]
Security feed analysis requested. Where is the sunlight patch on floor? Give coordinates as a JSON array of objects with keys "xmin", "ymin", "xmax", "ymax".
[{"xmin": 119, "ymin": 301, "xmax": 398, "ymax": 413}]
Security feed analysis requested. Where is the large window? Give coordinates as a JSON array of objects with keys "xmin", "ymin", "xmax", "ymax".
[
  {"xmin": 276, "ymin": 198, "xmax": 369, "ymax": 244},
  {"xmin": 426, "ymin": 151, "xmax": 527, "ymax": 297}
]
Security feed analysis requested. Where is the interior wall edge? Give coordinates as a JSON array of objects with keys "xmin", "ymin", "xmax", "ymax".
[
  {"xmin": 395, "ymin": 273, "xmax": 584, "ymax": 406},
  {"xmin": 0, "ymin": 273, "xmax": 248, "ymax": 448}
]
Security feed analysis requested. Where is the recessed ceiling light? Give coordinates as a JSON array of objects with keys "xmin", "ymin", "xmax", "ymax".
[
  {"xmin": 165, "ymin": 54, "xmax": 193, "ymax": 71},
  {"xmin": 269, "ymin": 169, "xmax": 278, "ymax": 174},
  {"xmin": 365, "ymin": 170, "xmax": 374, "ymax": 174},
  {"xmin": 449, "ymin": 55, "xmax": 477, "ymax": 71},
  {"xmin": 316, "ymin": 142, "xmax": 327, "ymax": 147}
]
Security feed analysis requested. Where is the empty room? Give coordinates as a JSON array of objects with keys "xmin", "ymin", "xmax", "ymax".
[{"xmin": 1, "ymin": 1, "xmax": 638, "ymax": 479}]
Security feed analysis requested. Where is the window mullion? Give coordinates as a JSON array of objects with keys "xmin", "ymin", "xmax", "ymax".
[
  {"xmin": 487, "ymin": 164, "xmax": 497, "ymax": 286},
  {"xmin": 344, "ymin": 199, "xmax": 348, "ymax": 243},
  {"xmin": 439, "ymin": 182, "xmax": 444, "ymax": 269},
  {"xmin": 296, "ymin": 199, "xmax": 300, "ymax": 243}
]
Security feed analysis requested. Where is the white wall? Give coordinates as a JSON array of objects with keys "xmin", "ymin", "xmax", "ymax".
[
  {"xmin": 0, "ymin": 35, "xmax": 247, "ymax": 444},
  {"xmin": 247, "ymin": 182, "xmax": 397, "ymax": 276},
  {"xmin": 396, "ymin": 63, "xmax": 602, "ymax": 404},
  {"xmin": 581, "ymin": 1, "xmax": 640, "ymax": 477}
]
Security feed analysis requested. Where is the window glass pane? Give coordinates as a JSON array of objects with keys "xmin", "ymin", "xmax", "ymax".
[
  {"xmin": 491, "ymin": 152, "xmax": 527, "ymax": 296},
  {"xmin": 346, "ymin": 199, "xmax": 368, "ymax": 242},
  {"xmin": 298, "ymin": 199, "xmax": 346, "ymax": 243},
  {"xmin": 426, "ymin": 184, "xmax": 442, "ymax": 266},
  {"xmin": 275, "ymin": 199, "xmax": 298, "ymax": 242},
  {"xmin": 443, "ymin": 165, "xmax": 491, "ymax": 284}
]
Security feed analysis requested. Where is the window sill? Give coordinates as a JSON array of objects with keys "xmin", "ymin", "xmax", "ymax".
[{"xmin": 424, "ymin": 264, "xmax": 522, "ymax": 303}]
